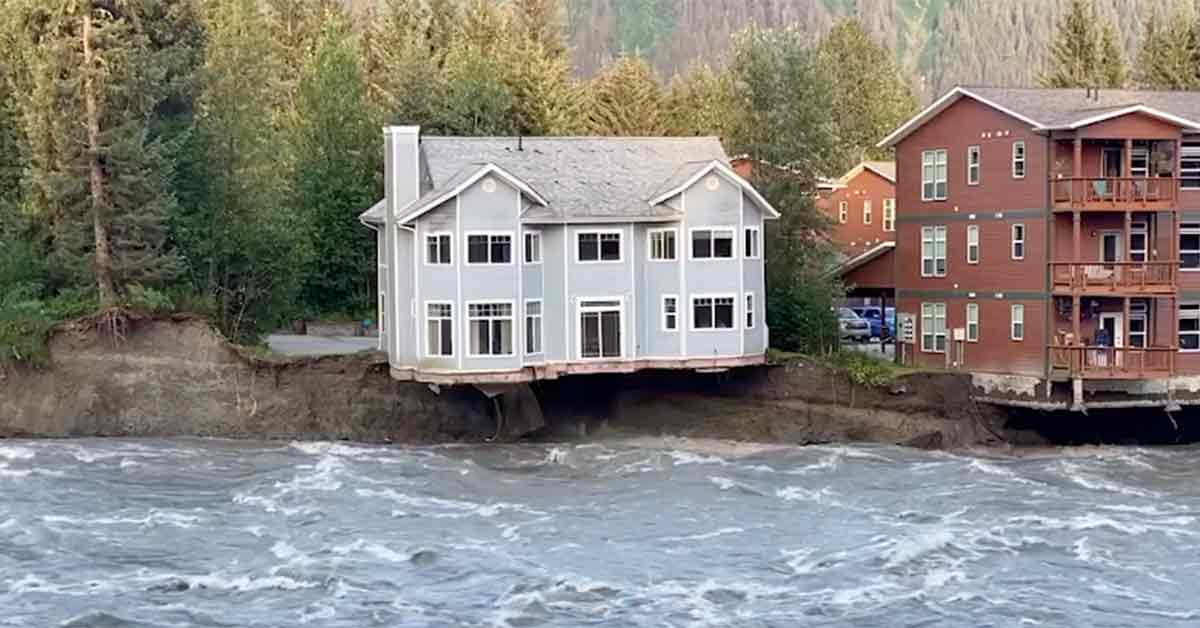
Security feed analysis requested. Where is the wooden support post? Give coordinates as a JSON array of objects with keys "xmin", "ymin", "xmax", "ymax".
[
  {"xmin": 1124, "ymin": 296, "xmax": 1131, "ymax": 375},
  {"xmin": 1073, "ymin": 137, "xmax": 1083, "ymax": 203},
  {"xmin": 1125, "ymin": 138, "xmax": 1133, "ymax": 203},
  {"xmin": 1072, "ymin": 294, "xmax": 1081, "ymax": 374}
]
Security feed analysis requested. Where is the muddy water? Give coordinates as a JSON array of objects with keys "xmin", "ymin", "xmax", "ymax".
[{"xmin": 2, "ymin": 438, "xmax": 1199, "ymax": 626}]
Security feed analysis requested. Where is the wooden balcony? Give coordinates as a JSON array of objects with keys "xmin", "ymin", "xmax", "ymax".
[
  {"xmin": 1049, "ymin": 344, "xmax": 1175, "ymax": 380},
  {"xmin": 1050, "ymin": 261, "xmax": 1177, "ymax": 295},
  {"xmin": 1051, "ymin": 177, "xmax": 1177, "ymax": 211}
]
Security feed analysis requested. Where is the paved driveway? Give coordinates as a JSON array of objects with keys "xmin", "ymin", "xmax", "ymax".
[{"xmin": 266, "ymin": 335, "xmax": 380, "ymax": 357}]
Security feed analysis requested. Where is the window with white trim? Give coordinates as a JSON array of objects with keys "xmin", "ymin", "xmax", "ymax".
[
  {"xmin": 1011, "ymin": 304, "xmax": 1025, "ymax": 341},
  {"xmin": 883, "ymin": 198, "xmax": 895, "ymax": 232},
  {"xmin": 966, "ymin": 303, "xmax": 979, "ymax": 342},
  {"xmin": 662, "ymin": 295, "xmax": 678, "ymax": 331},
  {"xmin": 1011, "ymin": 224, "xmax": 1025, "ymax": 260},
  {"xmin": 745, "ymin": 293, "xmax": 755, "ymax": 329},
  {"xmin": 467, "ymin": 302, "xmax": 514, "ymax": 356},
  {"xmin": 649, "ymin": 229, "xmax": 677, "ymax": 261},
  {"xmin": 692, "ymin": 228, "xmax": 735, "ymax": 259},
  {"xmin": 966, "ymin": 225, "xmax": 980, "ymax": 264},
  {"xmin": 838, "ymin": 201, "xmax": 848, "ymax": 224},
  {"xmin": 920, "ymin": 303, "xmax": 946, "ymax": 353},
  {"xmin": 578, "ymin": 231, "xmax": 621, "ymax": 262},
  {"xmin": 426, "ymin": 302, "xmax": 453, "ymax": 357},
  {"xmin": 744, "ymin": 227, "xmax": 760, "ymax": 259},
  {"xmin": 967, "ymin": 145, "xmax": 981, "ymax": 185},
  {"xmin": 693, "ymin": 296, "xmax": 735, "ymax": 330},
  {"xmin": 1181, "ymin": 223, "xmax": 1200, "ymax": 269},
  {"xmin": 1181, "ymin": 303, "xmax": 1200, "ymax": 351},
  {"xmin": 1183, "ymin": 142, "xmax": 1200, "ymax": 190},
  {"xmin": 426, "ymin": 234, "xmax": 452, "ymax": 265},
  {"xmin": 863, "ymin": 199, "xmax": 873, "ymax": 225},
  {"xmin": 1130, "ymin": 300, "xmax": 1148, "ymax": 348},
  {"xmin": 580, "ymin": 299, "xmax": 622, "ymax": 359},
  {"xmin": 1012, "ymin": 141, "xmax": 1026, "ymax": 179},
  {"xmin": 921, "ymin": 149, "xmax": 948, "ymax": 201},
  {"xmin": 467, "ymin": 233, "xmax": 512, "ymax": 264},
  {"xmin": 523, "ymin": 231, "xmax": 541, "ymax": 264},
  {"xmin": 525, "ymin": 300, "xmax": 542, "ymax": 354},
  {"xmin": 921, "ymin": 226, "xmax": 947, "ymax": 277}
]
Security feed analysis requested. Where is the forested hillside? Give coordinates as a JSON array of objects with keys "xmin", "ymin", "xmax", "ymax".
[{"xmin": 560, "ymin": 0, "xmax": 1195, "ymax": 100}]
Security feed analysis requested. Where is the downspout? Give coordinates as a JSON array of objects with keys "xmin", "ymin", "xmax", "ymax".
[{"xmin": 1043, "ymin": 130, "xmax": 1054, "ymax": 390}]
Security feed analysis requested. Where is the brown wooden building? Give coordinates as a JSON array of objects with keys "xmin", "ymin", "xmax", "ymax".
[{"xmin": 880, "ymin": 86, "xmax": 1200, "ymax": 397}]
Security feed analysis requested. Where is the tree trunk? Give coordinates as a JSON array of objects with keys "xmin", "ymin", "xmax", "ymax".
[{"xmin": 83, "ymin": 7, "xmax": 117, "ymax": 308}]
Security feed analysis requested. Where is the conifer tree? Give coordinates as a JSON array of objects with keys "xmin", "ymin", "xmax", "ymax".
[
  {"xmin": 583, "ymin": 55, "xmax": 667, "ymax": 136},
  {"xmin": 1137, "ymin": 3, "xmax": 1200, "ymax": 90},
  {"xmin": 441, "ymin": 45, "xmax": 521, "ymax": 135},
  {"xmin": 663, "ymin": 63, "xmax": 737, "ymax": 138},
  {"xmin": 178, "ymin": 0, "xmax": 307, "ymax": 338},
  {"xmin": 1039, "ymin": 0, "xmax": 1125, "ymax": 89},
  {"xmin": 4, "ymin": 0, "xmax": 187, "ymax": 306},
  {"xmin": 1097, "ymin": 22, "xmax": 1128, "ymax": 88},
  {"xmin": 263, "ymin": 0, "xmax": 347, "ymax": 110},
  {"xmin": 362, "ymin": 0, "xmax": 443, "ymax": 125},
  {"xmin": 818, "ymin": 18, "xmax": 917, "ymax": 165},
  {"xmin": 458, "ymin": 0, "xmax": 509, "ymax": 57},
  {"xmin": 292, "ymin": 21, "xmax": 380, "ymax": 312},
  {"xmin": 500, "ymin": 38, "xmax": 585, "ymax": 135},
  {"xmin": 509, "ymin": 0, "xmax": 569, "ymax": 62}
]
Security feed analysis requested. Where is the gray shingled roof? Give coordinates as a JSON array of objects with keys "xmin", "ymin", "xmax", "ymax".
[
  {"xmin": 965, "ymin": 86, "xmax": 1200, "ymax": 128},
  {"xmin": 423, "ymin": 136, "xmax": 728, "ymax": 222}
]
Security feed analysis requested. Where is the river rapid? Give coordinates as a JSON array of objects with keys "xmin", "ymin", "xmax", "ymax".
[{"xmin": 2, "ymin": 438, "xmax": 1199, "ymax": 627}]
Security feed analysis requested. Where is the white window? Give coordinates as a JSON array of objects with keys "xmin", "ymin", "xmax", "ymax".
[
  {"xmin": 525, "ymin": 300, "xmax": 542, "ymax": 354},
  {"xmin": 883, "ymin": 199, "xmax": 895, "ymax": 232},
  {"xmin": 921, "ymin": 226, "xmax": 947, "ymax": 277},
  {"xmin": 920, "ymin": 303, "xmax": 947, "ymax": 353},
  {"xmin": 1012, "ymin": 141, "xmax": 1026, "ymax": 179},
  {"xmin": 966, "ymin": 224, "xmax": 980, "ymax": 264},
  {"xmin": 744, "ymin": 227, "xmax": 760, "ymax": 259},
  {"xmin": 838, "ymin": 201, "xmax": 848, "ymax": 224},
  {"xmin": 1011, "ymin": 224, "xmax": 1025, "ymax": 260},
  {"xmin": 662, "ymin": 295, "xmax": 678, "ymax": 331},
  {"xmin": 966, "ymin": 303, "xmax": 979, "ymax": 342},
  {"xmin": 579, "ymin": 299, "xmax": 622, "ymax": 359},
  {"xmin": 426, "ymin": 302, "xmax": 453, "ymax": 357},
  {"xmin": 467, "ymin": 302, "xmax": 514, "ymax": 356},
  {"xmin": 1130, "ymin": 301, "xmax": 1147, "ymax": 348},
  {"xmin": 1181, "ymin": 303, "xmax": 1200, "ymax": 351},
  {"xmin": 1011, "ymin": 304, "xmax": 1025, "ymax": 341},
  {"xmin": 577, "ymin": 231, "xmax": 621, "ymax": 262},
  {"xmin": 967, "ymin": 145, "xmax": 981, "ymax": 185},
  {"xmin": 691, "ymin": 228, "xmax": 735, "ymax": 259},
  {"xmin": 692, "ymin": 296, "xmax": 736, "ymax": 330},
  {"xmin": 1182, "ymin": 142, "xmax": 1200, "ymax": 189},
  {"xmin": 1131, "ymin": 146, "xmax": 1150, "ymax": 178},
  {"xmin": 649, "ymin": 228, "xmax": 677, "ymax": 261},
  {"xmin": 921, "ymin": 149, "xmax": 948, "ymax": 201},
  {"xmin": 426, "ymin": 233, "xmax": 452, "ymax": 265},
  {"xmin": 523, "ymin": 231, "xmax": 542, "ymax": 264},
  {"xmin": 863, "ymin": 199, "xmax": 873, "ymax": 225},
  {"xmin": 1182, "ymin": 223, "xmax": 1200, "ymax": 269},
  {"xmin": 745, "ymin": 293, "xmax": 755, "ymax": 329},
  {"xmin": 466, "ymin": 233, "xmax": 512, "ymax": 265}
]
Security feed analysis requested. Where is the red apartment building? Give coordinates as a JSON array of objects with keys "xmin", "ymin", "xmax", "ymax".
[{"xmin": 882, "ymin": 86, "xmax": 1200, "ymax": 400}]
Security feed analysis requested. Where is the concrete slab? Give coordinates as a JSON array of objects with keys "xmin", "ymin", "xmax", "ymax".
[{"xmin": 266, "ymin": 335, "xmax": 380, "ymax": 357}]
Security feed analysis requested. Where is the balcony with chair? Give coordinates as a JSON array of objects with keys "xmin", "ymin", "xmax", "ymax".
[
  {"xmin": 1050, "ymin": 261, "xmax": 1177, "ymax": 296},
  {"xmin": 1049, "ymin": 343, "xmax": 1175, "ymax": 380},
  {"xmin": 1051, "ymin": 176, "xmax": 1177, "ymax": 211}
]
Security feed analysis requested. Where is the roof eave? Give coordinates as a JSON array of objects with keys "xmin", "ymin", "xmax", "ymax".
[
  {"xmin": 877, "ymin": 87, "xmax": 1045, "ymax": 148},
  {"xmin": 648, "ymin": 160, "xmax": 781, "ymax": 219}
]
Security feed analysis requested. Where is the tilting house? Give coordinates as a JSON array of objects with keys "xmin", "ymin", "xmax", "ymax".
[
  {"xmin": 362, "ymin": 128, "xmax": 778, "ymax": 384},
  {"xmin": 880, "ymin": 86, "xmax": 1200, "ymax": 408}
]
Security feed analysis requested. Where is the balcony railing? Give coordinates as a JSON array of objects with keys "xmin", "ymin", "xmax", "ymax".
[
  {"xmin": 1049, "ymin": 344, "xmax": 1175, "ymax": 379},
  {"xmin": 1051, "ymin": 177, "xmax": 1177, "ymax": 209},
  {"xmin": 1050, "ymin": 261, "xmax": 1177, "ymax": 293}
]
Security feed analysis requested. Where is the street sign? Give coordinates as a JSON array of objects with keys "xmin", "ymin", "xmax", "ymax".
[{"xmin": 897, "ymin": 313, "xmax": 915, "ymax": 344}]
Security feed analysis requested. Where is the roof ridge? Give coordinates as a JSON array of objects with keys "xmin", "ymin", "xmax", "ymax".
[{"xmin": 421, "ymin": 135, "xmax": 722, "ymax": 142}]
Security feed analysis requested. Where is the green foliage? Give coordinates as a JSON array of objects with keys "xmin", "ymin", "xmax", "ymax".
[
  {"xmin": 1137, "ymin": 3, "xmax": 1200, "ymax": 90},
  {"xmin": 613, "ymin": 0, "xmax": 674, "ymax": 58},
  {"xmin": 1038, "ymin": 0, "xmax": 1127, "ymax": 89},
  {"xmin": 584, "ymin": 55, "xmax": 667, "ymax": 135},
  {"xmin": 441, "ymin": 46, "xmax": 522, "ymax": 135},
  {"xmin": 827, "ymin": 349, "xmax": 897, "ymax": 388},
  {"xmin": 663, "ymin": 63, "xmax": 737, "ymax": 137},
  {"xmin": 818, "ymin": 18, "xmax": 917, "ymax": 167},
  {"xmin": 292, "ymin": 21, "xmax": 380, "ymax": 313}
]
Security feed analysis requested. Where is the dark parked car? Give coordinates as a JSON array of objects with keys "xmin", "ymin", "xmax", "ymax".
[{"xmin": 851, "ymin": 306, "xmax": 896, "ymax": 340}]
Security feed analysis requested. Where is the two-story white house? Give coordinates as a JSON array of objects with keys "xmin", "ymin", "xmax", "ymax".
[{"xmin": 361, "ymin": 127, "xmax": 778, "ymax": 384}]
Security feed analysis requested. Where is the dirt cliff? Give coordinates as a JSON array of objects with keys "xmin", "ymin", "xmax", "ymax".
[{"xmin": 0, "ymin": 316, "xmax": 1041, "ymax": 449}]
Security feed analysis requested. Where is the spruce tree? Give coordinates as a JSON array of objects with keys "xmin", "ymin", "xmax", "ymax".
[
  {"xmin": 583, "ymin": 55, "xmax": 667, "ymax": 136},
  {"xmin": 292, "ymin": 22, "xmax": 380, "ymax": 312},
  {"xmin": 818, "ymin": 18, "xmax": 917, "ymax": 165},
  {"xmin": 362, "ymin": 0, "xmax": 448, "ymax": 127},
  {"xmin": 179, "ymin": 0, "xmax": 307, "ymax": 339},
  {"xmin": 509, "ymin": 0, "xmax": 569, "ymax": 62},
  {"xmin": 262, "ymin": 0, "xmax": 347, "ymax": 111},
  {"xmin": 663, "ymin": 63, "xmax": 737, "ymax": 138},
  {"xmin": 1039, "ymin": 0, "xmax": 1125, "ymax": 89},
  {"xmin": 441, "ymin": 45, "xmax": 521, "ymax": 135},
  {"xmin": 1097, "ymin": 22, "xmax": 1128, "ymax": 88},
  {"xmin": 4, "ymin": 0, "xmax": 187, "ymax": 306},
  {"xmin": 1137, "ymin": 3, "xmax": 1200, "ymax": 90}
]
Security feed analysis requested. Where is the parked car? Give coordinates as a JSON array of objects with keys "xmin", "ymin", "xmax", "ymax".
[
  {"xmin": 836, "ymin": 307, "xmax": 871, "ymax": 342},
  {"xmin": 851, "ymin": 306, "xmax": 896, "ymax": 340}
]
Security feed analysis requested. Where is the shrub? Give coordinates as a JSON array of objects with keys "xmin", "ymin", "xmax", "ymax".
[{"xmin": 828, "ymin": 350, "xmax": 896, "ymax": 388}]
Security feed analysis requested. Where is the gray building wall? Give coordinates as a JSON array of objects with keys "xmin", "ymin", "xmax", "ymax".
[
  {"xmin": 681, "ymin": 171, "xmax": 745, "ymax": 358},
  {"xmin": 635, "ymin": 223, "xmax": 683, "ymax": 358},
  {"xmin": 563, "ymin": 223, "xmax": 637, "ymax": 360}
]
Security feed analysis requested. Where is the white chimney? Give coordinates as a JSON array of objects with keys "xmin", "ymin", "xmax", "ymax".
[{"xmin": 385, "ymin": 126, "xmax": 421, "ymax": 218}]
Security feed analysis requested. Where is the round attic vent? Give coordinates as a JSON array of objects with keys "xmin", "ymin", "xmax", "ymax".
[
  {"xmin": 481, "ymin": 178, "xmax": 497, "ymax": 193},
  {"xmin": 705, "ymin": 175, "xmax": 721, "ymax": 191}
]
